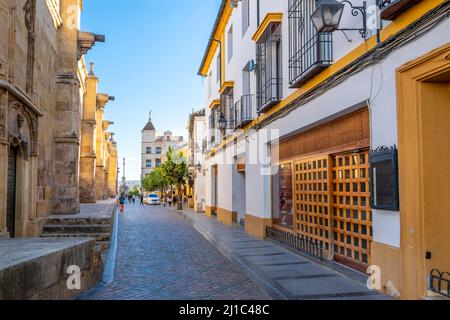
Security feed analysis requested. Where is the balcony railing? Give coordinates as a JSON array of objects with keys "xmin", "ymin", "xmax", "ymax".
[
  {"xmin": 266, "ymin": 226, "xmax": 323, "ymax": 261},
  {"xmin": 209, "ymin": 111, "xmax": 221, "ymax": 146},
  {"xmin": 288, "ymin": 0, "xmax": 333, "ymax": 88},
  {"xmin": 221, "ymin": 93, "xmax": 235, "ymax": 130},
  {"xmin": 378, "ymin": 0, "xmax": 423, "ymax": 20},
  {"xmin": 257, "ymin": 77, "xmax": 282, "ymax": 113},
  {"xmin": 256, "ymin": 23, "xmax": 282, "ymax": 114},
  {"xmin": 430, "ymin": 269, "xmax": 450, "ymax": 298},
  {"xmin": 234, "ymin": 94, "xmax": 255, "ymax": 129}
]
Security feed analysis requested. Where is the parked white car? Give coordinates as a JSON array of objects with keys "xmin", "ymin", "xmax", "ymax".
[{"xmin": 144, "ymin": 193, "xmax": 160, "ymax": 205}]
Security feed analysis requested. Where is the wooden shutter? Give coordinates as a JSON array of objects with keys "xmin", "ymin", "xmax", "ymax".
[{"xmin": 279, "ymin": 107, "xmax": 370, "ymax": 162}]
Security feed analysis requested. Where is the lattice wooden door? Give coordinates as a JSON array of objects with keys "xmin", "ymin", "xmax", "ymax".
[
  {"xmin": 331, "ymin": 151, "xmax": 372, "ymax": 272},
  {"xmin": 294, "ymin": 155, "xmax": 333, "ymax": 258}
]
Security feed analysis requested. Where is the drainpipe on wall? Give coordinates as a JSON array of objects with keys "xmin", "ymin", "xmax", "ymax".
[{"xmin": 257, "ymin": 0, "xmax": 261, "ymax": 26}]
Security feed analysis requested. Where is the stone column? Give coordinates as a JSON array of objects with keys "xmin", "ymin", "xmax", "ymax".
[
  {"xmin": 52, "ymin": 0, "xmax": 82, "ymax": 214},
  {"xmin": 106, "ymin": 138, "xmax": 118, "ymax": 197},
  {"xmin": 79, "ymin": 64, "xmax": 98, "ymax": 203},
  {"xmin": 94, "ymin": 95, "xmax": 111, "ymax": 200}
]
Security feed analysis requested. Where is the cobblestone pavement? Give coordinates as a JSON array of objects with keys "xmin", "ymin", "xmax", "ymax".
[{"xmin": 80, "ymin": 204, "xmax": 270, "ymax": 300}]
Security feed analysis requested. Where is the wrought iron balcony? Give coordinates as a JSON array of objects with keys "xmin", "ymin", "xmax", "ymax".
[
  {"xmin": 234, "ymin": 94, "xmax": 255, "ymax": 129},
  {"xmin": 220, "ymin": 93, "xmax": 235, "ymax": 130},
  {"xmin": 288, "ymin": 0, "xmax": 333, "ymax": 88},
  {"xmin": 430, "ymin": 269, "xmax": 450, "ymax": 298},
  {"xmin": 256, "ymin": 23, "xmax": 283, "ymax": 113},
  {"xmin": 378, "ymin": 0, "xmax": 423, "ymax": 20},
  {"xmin": 256, "ymin": 77, "xmax": 282, "ymax": 113}
]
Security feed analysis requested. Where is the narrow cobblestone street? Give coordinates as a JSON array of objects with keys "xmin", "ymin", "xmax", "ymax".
[{"xmin": 80, "ymin": 204, "xmax": 270, "ymax": 300}]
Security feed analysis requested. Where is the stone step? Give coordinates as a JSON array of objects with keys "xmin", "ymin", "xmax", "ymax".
[
  {"xmin": 41, "ymin": 233, "xmax": 111, "ymax": 242},
  {"xmin": 45, "ymin": 217, "xmax": 112, "ymax": 226},
  {"xmin": 42, "ymin": 224, "xmax": 112, "ymax": 235}
]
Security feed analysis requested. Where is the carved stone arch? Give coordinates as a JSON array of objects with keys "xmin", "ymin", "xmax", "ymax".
[
  {"xmin": 8, "ymin": 98, "xmax": 38, "ymax": 158},
  {"xmin": 16, "ymin": 101, "xmax": 38, "ymax": 156},
  {"xmin": 9, "ymin": 135, "xmax": 28, "ymax": 160}
]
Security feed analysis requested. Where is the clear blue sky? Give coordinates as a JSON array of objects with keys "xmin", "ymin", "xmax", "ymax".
[{"xmin": 82, "ymin": 0, "xmax": 221, "ymax": 181}]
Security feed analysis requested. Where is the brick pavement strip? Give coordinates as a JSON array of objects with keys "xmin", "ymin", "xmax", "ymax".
[{"xmin": 79, "ymin": 204, "xmax": 270, "ymax": 300}]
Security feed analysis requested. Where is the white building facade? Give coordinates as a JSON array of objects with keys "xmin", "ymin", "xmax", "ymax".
[
  {"xmin": 198, "ymin": 0, "xmax": 450, "ymax": 299},
  {"xmin": 188, "ymin": 110, "xmax": 208, "ymax": 212},
  {"xmin": 141, "ymin": 114, "xmax": 184, "ymax": 180}
]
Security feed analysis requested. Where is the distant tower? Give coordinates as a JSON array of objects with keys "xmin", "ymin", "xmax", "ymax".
[
  {"xmin": 122, "ymin": 157, "xmax": 126, "ymax": 182},
  {"xmin": 120, "ymin": 157, "xmax": 129, "ymax": 195},
  {"xmin": 141, "ymin": 111, "xmax": 156, "ymax": 180}
]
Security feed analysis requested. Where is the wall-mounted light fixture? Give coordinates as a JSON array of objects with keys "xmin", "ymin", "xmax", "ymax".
[
  {"xmin": 311, "ymin": 0, "xmax": 367, "ymax": 39},
  {"xmin": 218, "ymin": 113, "xmax": 227, "ymax": 134}
]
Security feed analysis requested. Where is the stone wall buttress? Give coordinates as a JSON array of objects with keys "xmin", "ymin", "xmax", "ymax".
[{"xmin": 52, "ymin": 0, "xmax": 82, "ymax": 214}]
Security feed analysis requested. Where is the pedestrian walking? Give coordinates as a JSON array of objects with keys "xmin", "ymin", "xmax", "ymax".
[
  {"xmin": 140, "ymin": 194, "xmax": 144, "ymax": 206},
  {"xmin": 167, "ymin": 196, "xmax": 172, "ymax": 207},
  {"xmin": 119, "ymin": 194, "xmax": 125, "ymax": 213}
]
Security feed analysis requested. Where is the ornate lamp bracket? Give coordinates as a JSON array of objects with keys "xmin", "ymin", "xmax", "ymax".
[{"xmin": 339, "ymin": 0, "xmax": 368, "ymax": 39}]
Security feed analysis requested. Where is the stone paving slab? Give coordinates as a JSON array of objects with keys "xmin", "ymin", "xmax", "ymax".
[
  {"xmin": 47, "ymin": 198, "xmax": 117, "ymax": 220},
  {"xmin": 0, "ymin": 238, "xmax": 93, "ymax": 270},
  {"xmin": 0, "ymin": 237, "xmax": 102, "ymax": 300},
  {"xmin": 177, "ymin": 207, "xmax": 390, "ymax": 300}
]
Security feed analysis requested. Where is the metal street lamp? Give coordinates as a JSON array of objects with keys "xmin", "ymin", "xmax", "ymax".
[
  {"xmin": 311, "ymin": 0, "xmax": 367, "ymax": 38},
  {"xmin": 311, "ymin": 0, "xmax": 345, "ymax": 33}
]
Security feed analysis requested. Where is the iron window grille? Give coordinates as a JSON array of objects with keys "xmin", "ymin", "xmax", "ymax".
[
  {"xmin": 210, "ymin": 108, "xmax": 223, "ymax": 144},
  {"xmin": 234, "ymin": 94, "xmax": 255, "ymax": 129},
  {"xmin": 209, "ymin": 111, "xmax": 216, "ymax": 145},
  {"xmin": 256, "ymin": 23, "xmax": 282, "ymax": 113},
  {"xmin": 220, "ymin": 89, "xmax": 235, "ymax": 130},
  {"xmin": 288, "ymin": 0, "xmax": 333, "ymax": 88}
]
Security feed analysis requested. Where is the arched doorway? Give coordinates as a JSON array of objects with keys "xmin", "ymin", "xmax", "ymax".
[{"xmin": 6, "ymin": 145, "xmax": 18, "ymax": 238}]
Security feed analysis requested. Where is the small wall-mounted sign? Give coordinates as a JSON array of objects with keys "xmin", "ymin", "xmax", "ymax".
[{"xmin": 370, "ymin": 145, "xmax": 399, "ymax": 211}]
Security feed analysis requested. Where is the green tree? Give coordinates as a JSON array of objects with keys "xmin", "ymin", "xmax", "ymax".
[
  {"xmin": 129, "ymin": 186, "xmax": 141, "ymax": 197},
  {"xmin": 161, "ymin": 147, "xmax": 188, "ymax": 210},
  {"xmin": 142, "ymin": 168, "xmax": 167, "ymax": 194}
]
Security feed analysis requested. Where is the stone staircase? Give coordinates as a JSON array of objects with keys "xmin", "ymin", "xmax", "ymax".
[{"xmin": 41, "ymin": 201, "xmax": 116, "ymax": 252}]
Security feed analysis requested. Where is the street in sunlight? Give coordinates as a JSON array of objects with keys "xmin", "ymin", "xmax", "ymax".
[{"xmin": 0, "ymin": 0, "xmax": 450, "ymax": 313}]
